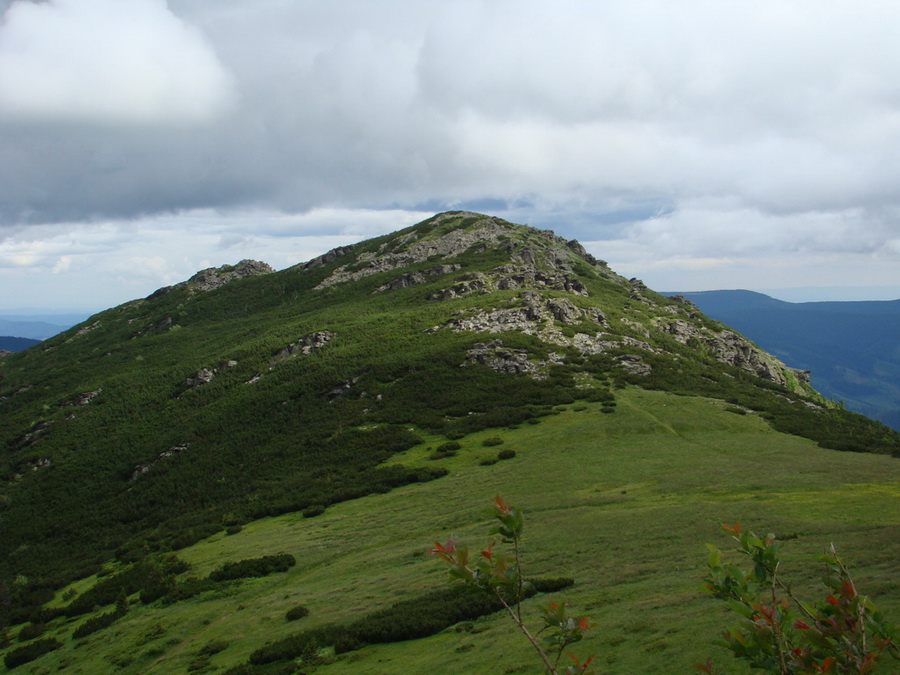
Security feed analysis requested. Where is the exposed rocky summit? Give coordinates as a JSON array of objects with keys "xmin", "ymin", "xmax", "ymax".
[
  {"xmin": 185, "ymin": 259, "xmax": 275, "ymax": 292},
  {"xmin": 298, "ymin": 211, "xmax": 806, "ymax": 389},
  {"xmin": 311, "ymin": 212, "xmax": 603, "ymax": 290}
]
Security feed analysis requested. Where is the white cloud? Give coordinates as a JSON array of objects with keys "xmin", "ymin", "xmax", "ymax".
[
  {"xmin": 0, "ymin": 208, "xmax": 431, "ymax": 309},
  {"xmin": 1, "ymin": 1, "xmax": 900, "ymax": 305},
  {"xmin": 0, "ymin": 0, "xmax": 233, "ymax": 124}
]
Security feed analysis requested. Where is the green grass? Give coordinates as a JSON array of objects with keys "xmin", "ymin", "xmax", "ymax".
[{"xmin": 10, "ymin": 389, "xmax": 897, "ymax": 674}]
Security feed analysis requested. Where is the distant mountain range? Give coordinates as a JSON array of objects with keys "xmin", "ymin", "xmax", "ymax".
[
  {"xmin": 0, "ymin": 313, "xmax": 90, "ymax": 341},
  {"xmin": 0, "ymin": 336, "xmax": 40, "ymax": 352},
  {"xmin": 665, "ymin": 290, "xmax": 900, "ymax": 429}
]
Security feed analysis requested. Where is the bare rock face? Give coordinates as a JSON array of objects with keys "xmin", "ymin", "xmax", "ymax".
[{"xmin": 183, "ymin": 260, "xmax": 275, "ymax": 292}]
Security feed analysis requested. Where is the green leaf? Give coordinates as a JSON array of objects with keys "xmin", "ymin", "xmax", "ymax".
[{"xmin": 706, "ymin": 543, "xmax": 722, "ymax": 567}]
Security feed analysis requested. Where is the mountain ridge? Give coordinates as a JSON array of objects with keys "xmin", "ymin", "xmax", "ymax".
[{"xmin": 1, "ymin": 211, "xmax": 898, "ymax": 672}]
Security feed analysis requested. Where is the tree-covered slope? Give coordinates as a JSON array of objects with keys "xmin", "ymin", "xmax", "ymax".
[{"xmin": 1, "ymin": 212, "xmax": 897, "ymax": 670}]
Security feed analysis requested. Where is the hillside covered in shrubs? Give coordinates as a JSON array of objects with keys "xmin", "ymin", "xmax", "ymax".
[{"xmin": 1, "ymin": 212, "xmax": 897, "ymax": 671}]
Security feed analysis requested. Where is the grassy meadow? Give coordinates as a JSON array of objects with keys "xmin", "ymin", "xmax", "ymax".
[{"xmin": 13, "ymin": 388, "xmax": 898, "ymax": 674}]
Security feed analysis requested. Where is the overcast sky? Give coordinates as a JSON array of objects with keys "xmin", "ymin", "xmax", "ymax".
[{"xmin": 1, "ymin": 0, "xmax": 899, "ymax": 312}]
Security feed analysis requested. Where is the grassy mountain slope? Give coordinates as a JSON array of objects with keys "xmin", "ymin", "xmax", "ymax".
[
  {"xmin": 1, "ymin": 212, "xmax": 898, "ymax": 672},
  {"xmin": 669, "ymin": 290, "xmax": 900, "ymax": 429},
  {"xmin": 4, "ymin": 391, "xmax": 899, "ymax": 673}
]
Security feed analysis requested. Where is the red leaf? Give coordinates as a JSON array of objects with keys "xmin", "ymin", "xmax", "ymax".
[
  {"xmin": 794, "ymin": 620, "xmax": 810, "ymax": 630},
  {"xmin": 825, "ymin": 595, "xmax": 839, "ymax": 606},
  {"xmin": 816, "ymin": 656, "xmax": 835, "ymax": 673},
  {"xmin": 840, "ymin": 579, "xmax": 856, "ymax": 600},
  {"xmin": 494, "ymin": 494, "xmax": 510, "ymax": 513},
  {"xmin": 429, "ymin": 538, "xmax": 458, "ymax": 562}
]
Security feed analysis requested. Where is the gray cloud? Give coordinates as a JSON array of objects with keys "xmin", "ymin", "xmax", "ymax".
[{"xmin": 1, "ymin": 0, "xmax": 898, "ymax": 305}]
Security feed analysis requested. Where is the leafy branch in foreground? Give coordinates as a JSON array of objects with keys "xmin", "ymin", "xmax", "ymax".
[
  {"xmin": 700, "ymin": 523, "xmax": 899, "ymax": 674},
  {"xmin": 430, "ymin": 495, "xmax": 594, "ymax": 675}
]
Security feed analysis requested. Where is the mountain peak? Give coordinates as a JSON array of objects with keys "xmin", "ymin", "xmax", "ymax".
[{"xmin": 305, "ymin": 211, "xmax": 615, "ymax": 293}]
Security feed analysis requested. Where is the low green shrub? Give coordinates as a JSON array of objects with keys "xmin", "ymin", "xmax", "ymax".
[
  {"xmin": 428, "ymin": 448, "xmax": 456, "ymax": 460},
  {"xmin": 497, "ymin": 449, "xmax": 516, "ymax": 460},
  {"xmin": 17, "ymin": 623, "xmax": 44, "ymax": 642},
  {"xmin": 4, "ymin": 638, "xmax": 62, "ymax": 669},
  {"xmin": 163, "ymin": 577, "xmax": 218, "ymax": 604},
  {"xmin": 198, "ymin": 639, "xmax": 229, "ymax": 656},
  {"xmin": 209, "ymin": 554, "xmax": 296, "ymax": 583},
  {"xmin": 72, "ymin": 605, "xmax": 125, "ymax": 640},
  {"xmin": 302, "ymin": 505, "xmax": 326, "ymax": 518},
  {"xmin": 482, "ymin": 436, "xmax": 504, "ymax": 447},
  {"xmin": 285, "ymin": 605, "xmax": 309, "ymax": 621}
]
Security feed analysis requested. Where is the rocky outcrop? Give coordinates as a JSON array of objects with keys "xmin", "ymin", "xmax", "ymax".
[
  {"xmin": 314, "ymin": 213, "xmax": 599, "ymax": 291},
  {"xmin": 703, "ymin": 331, "xmax": 788, "ymax": 384},
  {"xmin": 429, "ymin": 264, "xmax": 589, "ymax": 301},
  {"xmin": 629, "ymin": 278, "xmax": 655, "ymax": 305},
  {"xmin": 443, "ymin": 291, "xmax": 605, "ymax": 338},
  {"xmin": 74, "ymin": 321, "xmax": 100, "ymax": 337},
  {"xmin": 65, "ymin": 388, "xmax": 102, "ymax": 406},
  {"xmin": 314, "ymin": 218, "xmax": 513, "ymax": 289},
  {"xmin": 464, "ymin": 339, "xmax": 564, "ymax": 378},
  {"xmin": 270, "ymin": 331, "xmax": 335, "ymax": 367},
  {"xmin": 327, "ymin": 376, "xmax": 362, "ymax": 400},
  {"xmin": 131, "ymin": 443, "xmax": 189, "ymax": 481},
  {"xmin": 185, "ymin": 361, "xmax": 238, "ymax": 388},
  {"xmin": 183, "ymin": 260, "xmax": 274, "ymax": 293},
  {"xmin": 441, "ymin": 290, "xmax": 661, "ymax": 367},
  {"xmin": 374, "ymin": 264, "xmax": 462, "ymax": 293},
  {"xmin": 303, "ymin": 245, "xmax": 356, "ymax": 270},
  {"xmin": 19, "ymin": 420, "xmax": 52, "ymax": 447},
  {"xmin": 132, "ymin": 316, "xmax": 173, "ymax": 339},
  {"xmin": 570, "ymin": 333, "xmax": 657, "ymax": 356},
  {"xmin": 616, "ymin": 354, "xmax": 652, "ymax": 376},
  {"xmin": 656, "ymin": 318, "xmax": 791, "ymax": 385}
]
